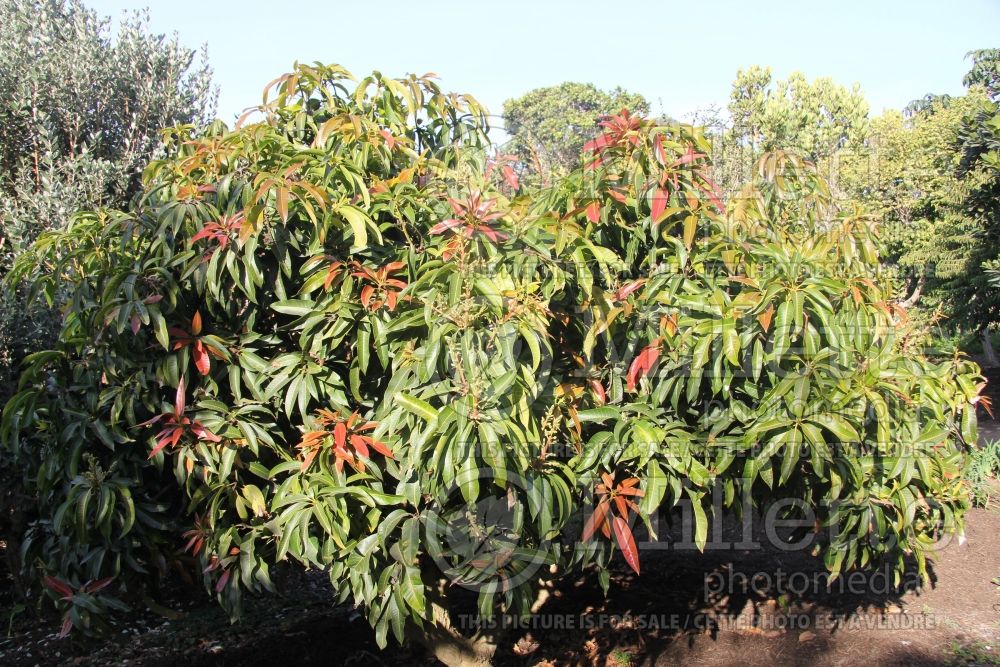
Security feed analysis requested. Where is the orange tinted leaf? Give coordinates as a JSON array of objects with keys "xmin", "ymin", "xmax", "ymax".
[
  {"xmin": 277, "ymin": 186, "xmax": 289, "ymax": 222},
  {"xmin": 366, "ymin": 437, "xmax": 393, "ymax": 458},
  {"xmin": 360, "ymin": 285, "xmax": 375, "ymax": 309},
  {"xmin": 614, "ymin": 494, "xmax": 629, "ymax": 519},
  {"xmin": 301, "ymin": 448, "xmax": 319, "ymax": 472},
  {"xmin": 333, "ymin": 421, "xmax": 347, "ymax": 449},
  {"xmin": 582, "ymin": 500, "xmax": 609, "ymax": 542},
  {"xmin": 350, "ymin": 434, "xmax": 369, "ymax": 458},
  {"xmin": 662, "ymin": 313, "xmax": 678, "ymax": 336},
  {"xmin": 757, "ymin": 304, "xmax": 774, "ymax": 332}
]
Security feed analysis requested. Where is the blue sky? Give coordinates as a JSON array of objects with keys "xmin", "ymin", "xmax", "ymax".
[{"xmin": 91, "ymin": 0, "xmax": 999, "ymax": 127}]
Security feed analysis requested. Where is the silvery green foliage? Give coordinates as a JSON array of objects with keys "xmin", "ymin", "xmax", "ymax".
[{"xmin": 0, "ymin": 0, "xmax": 216, "ymax": 389}]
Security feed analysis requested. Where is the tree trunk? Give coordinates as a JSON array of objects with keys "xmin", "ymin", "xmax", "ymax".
[
  {"xmin": 982, "ymin": 328, "xmax": 999, "ymax": 367},
  {"xmin": 407, "ymin": 583, "xmax": 497, "ymax": 667},
  {"xmin": 415, "ymin": 625, "xmax": 495, "ymax": 666},
  {"xmin": 408, "ymin": 578, "xmax": 554, "ymax": 666},
  {"xmin": 900, "ymin": 274, "xmax": 926, "ymax": 308}
]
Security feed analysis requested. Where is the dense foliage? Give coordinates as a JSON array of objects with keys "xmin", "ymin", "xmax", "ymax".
[
  {"xmin": 2, "ymin": 61, "xmax": 984, "ymax": 658},
  {"xmin": 0, "ymin": 0, "xmax": 215, "ymax": 394}
]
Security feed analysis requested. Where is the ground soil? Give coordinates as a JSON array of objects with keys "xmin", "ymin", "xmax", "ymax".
[{"xmin": 1, "ymin": 501, "xmax": 998, "ymax": 667}]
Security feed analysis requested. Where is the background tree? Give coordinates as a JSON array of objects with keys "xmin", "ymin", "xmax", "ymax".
[
  {"xmin": 962, "ymin": 48, "xmax": 1000, "ymax": 100},
  {"xmin": 947, "ymin": 92, "xmax": 1000, "ymax": 362},
  {"xmin": 727, "ymin": 65, "xmax": 772, "ymax": 153},
  {"xmin": 836, "ymin": 52, "xmax": 1000, "ymax": 363},
  {"xmin": 0, "ymin": 0, "xmax": 216, "ymax": 394},
  {"xmin": 756, "ymin": 71, "xmax": 869, "ymax": 161},
  {"xmin": 709, "ymin": 68, "xmax": 870, "ymax": 200},
  {"xmin": 839, "ymin": 94, "xmax": 986, "ymax": 307},
  {"xmin": 502, "ymin": 82, "xmax": 649, "ymax": 180}
]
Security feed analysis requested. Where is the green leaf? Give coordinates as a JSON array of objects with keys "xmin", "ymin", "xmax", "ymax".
[
  {"xmin": 576, "ymin": 407, "xmax": 620, "ymax": 423},
  {"xmin": 686, "ymin": 488, "xmax": 708, "ymax": 552},
  {"xmin": 400, "ymin": 566, "xmax": 426, "ymax": 615},
  {"xmin": 397, "ymin": 393, "xmax": 438, "ymax": 422},
  {"xmin": 338, "ymin": 205, "xmax": 371, "ymax": 249},
  {"xmin": 271, "ymin": 300, "xmax": 316, "ymax": 316},
  {"xmin": 809, "ymin": 414, "xmax": 860, "ymax": 444}
]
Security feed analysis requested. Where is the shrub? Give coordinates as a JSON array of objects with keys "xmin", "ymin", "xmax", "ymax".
[
  {"xmin": 966, "ymin": 439, "xmax": 1000, "ymax": 507},
  {"xmin": 2, "ymin": 63, "xmax": 984, "ymax": 661}
]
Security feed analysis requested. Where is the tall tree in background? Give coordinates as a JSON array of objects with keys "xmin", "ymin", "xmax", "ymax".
[
  {"xmin": 839, "ymin": 93, "xmax": 987, "ymax": 309},
  {"xmin": 838, "ymin": 49, "xmax": 1000, "ymax": 363},
  {"xmin": 949, "ymin": 55, "xmax": 1000, "ymax": 363},
  {"xmin": 709, "ymin": 67, "xmax": 869, "ymax": 199},
  {"xmin": 754, "ymin": 71, "xmax": 869, "ymax": 160},
  {"xmin": 963, "ymin": 48, "xmax": 1000, "ymax": 100},
  {"xmin": 727, "ymin": 65, "xmax": 772, "ymax": 153},
  {"xmin": 0, "ymin": 0, "xmax": 216, "ymax": 391},
  {"xmin": 502, "ymin": 82, "xmax": 648, "ymax": 180}
]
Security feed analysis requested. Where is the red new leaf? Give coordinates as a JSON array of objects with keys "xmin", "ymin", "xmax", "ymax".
[
  {"xmin": 627, "ymin": 342, "xmax": 660, "ymax": 392},
  {"xmin": 43, "ymin": 575, "xmax": 74, "ymax": 599},
  {"xmin": 175, "ymin": 376, "xmax": 186, "ymax": 415},
  {"xmin": 298, "ymin": 409, "xmax": 392, "ymax": 473},
  {"xmin": 672, "ymin": 145, "xmax": 706, "ymax": 168},
  {"xmin": 613, "ymin": 280, "xmax": 645, "ymax": 302},
  {"xmin": 82, "ymin": 577, "xmax": 114, "ymax": 594},
  {"xmin": 380, "ymin": 128, "xmax": 396, "ymax": 150},
  {"xmin": 612, "ymin": 515, "xmax": 641, "ymax": 575},
  {"xmin": 652, "ymin": 133, "xmax": 666, "ymax": 165},
  {"xmin": 430, "ymin": 192, "xmax": 508, "ymax": 243},
  {"xmin": 333, "ymin": 421, "xmax": 347, "ymax": 450},
  {"xmin": 589, "ymin": 379, "xmax": 606, "ymax": 405},
  {"xmin": 215, "ymin": 568, "xmax": 231, "ymax": 593},
  {"xmin": 501, "ymin": 165, "xmax": 519, "ymax": 190},
  {"xmin": 169, "ymin": 311, "xmax": 223, "ymax": 376},
  {"xmin": 138, "ymin": 376, "xmax": 220, "ymax": 458},
  {"xmin": 651, "ymin": 187, "xmax": 669, "ymax": 222},
  {"xmin": 192, "ymin": 340, "xmax": 210, "ymax": 376}
]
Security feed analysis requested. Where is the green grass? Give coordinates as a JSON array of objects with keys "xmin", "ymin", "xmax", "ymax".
[
  {"xmin": 966, "ymin": 439, "xmax": 1000, "ymax": 508},
  {"xmin": 947, "ymin": 640, "xmax": 1000, "ymax": 666}
]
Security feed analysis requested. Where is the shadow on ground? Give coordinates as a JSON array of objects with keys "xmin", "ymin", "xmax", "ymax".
[{"xmin": 2, "ymin": 503, "xmax": 998, "ymax": 666}]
